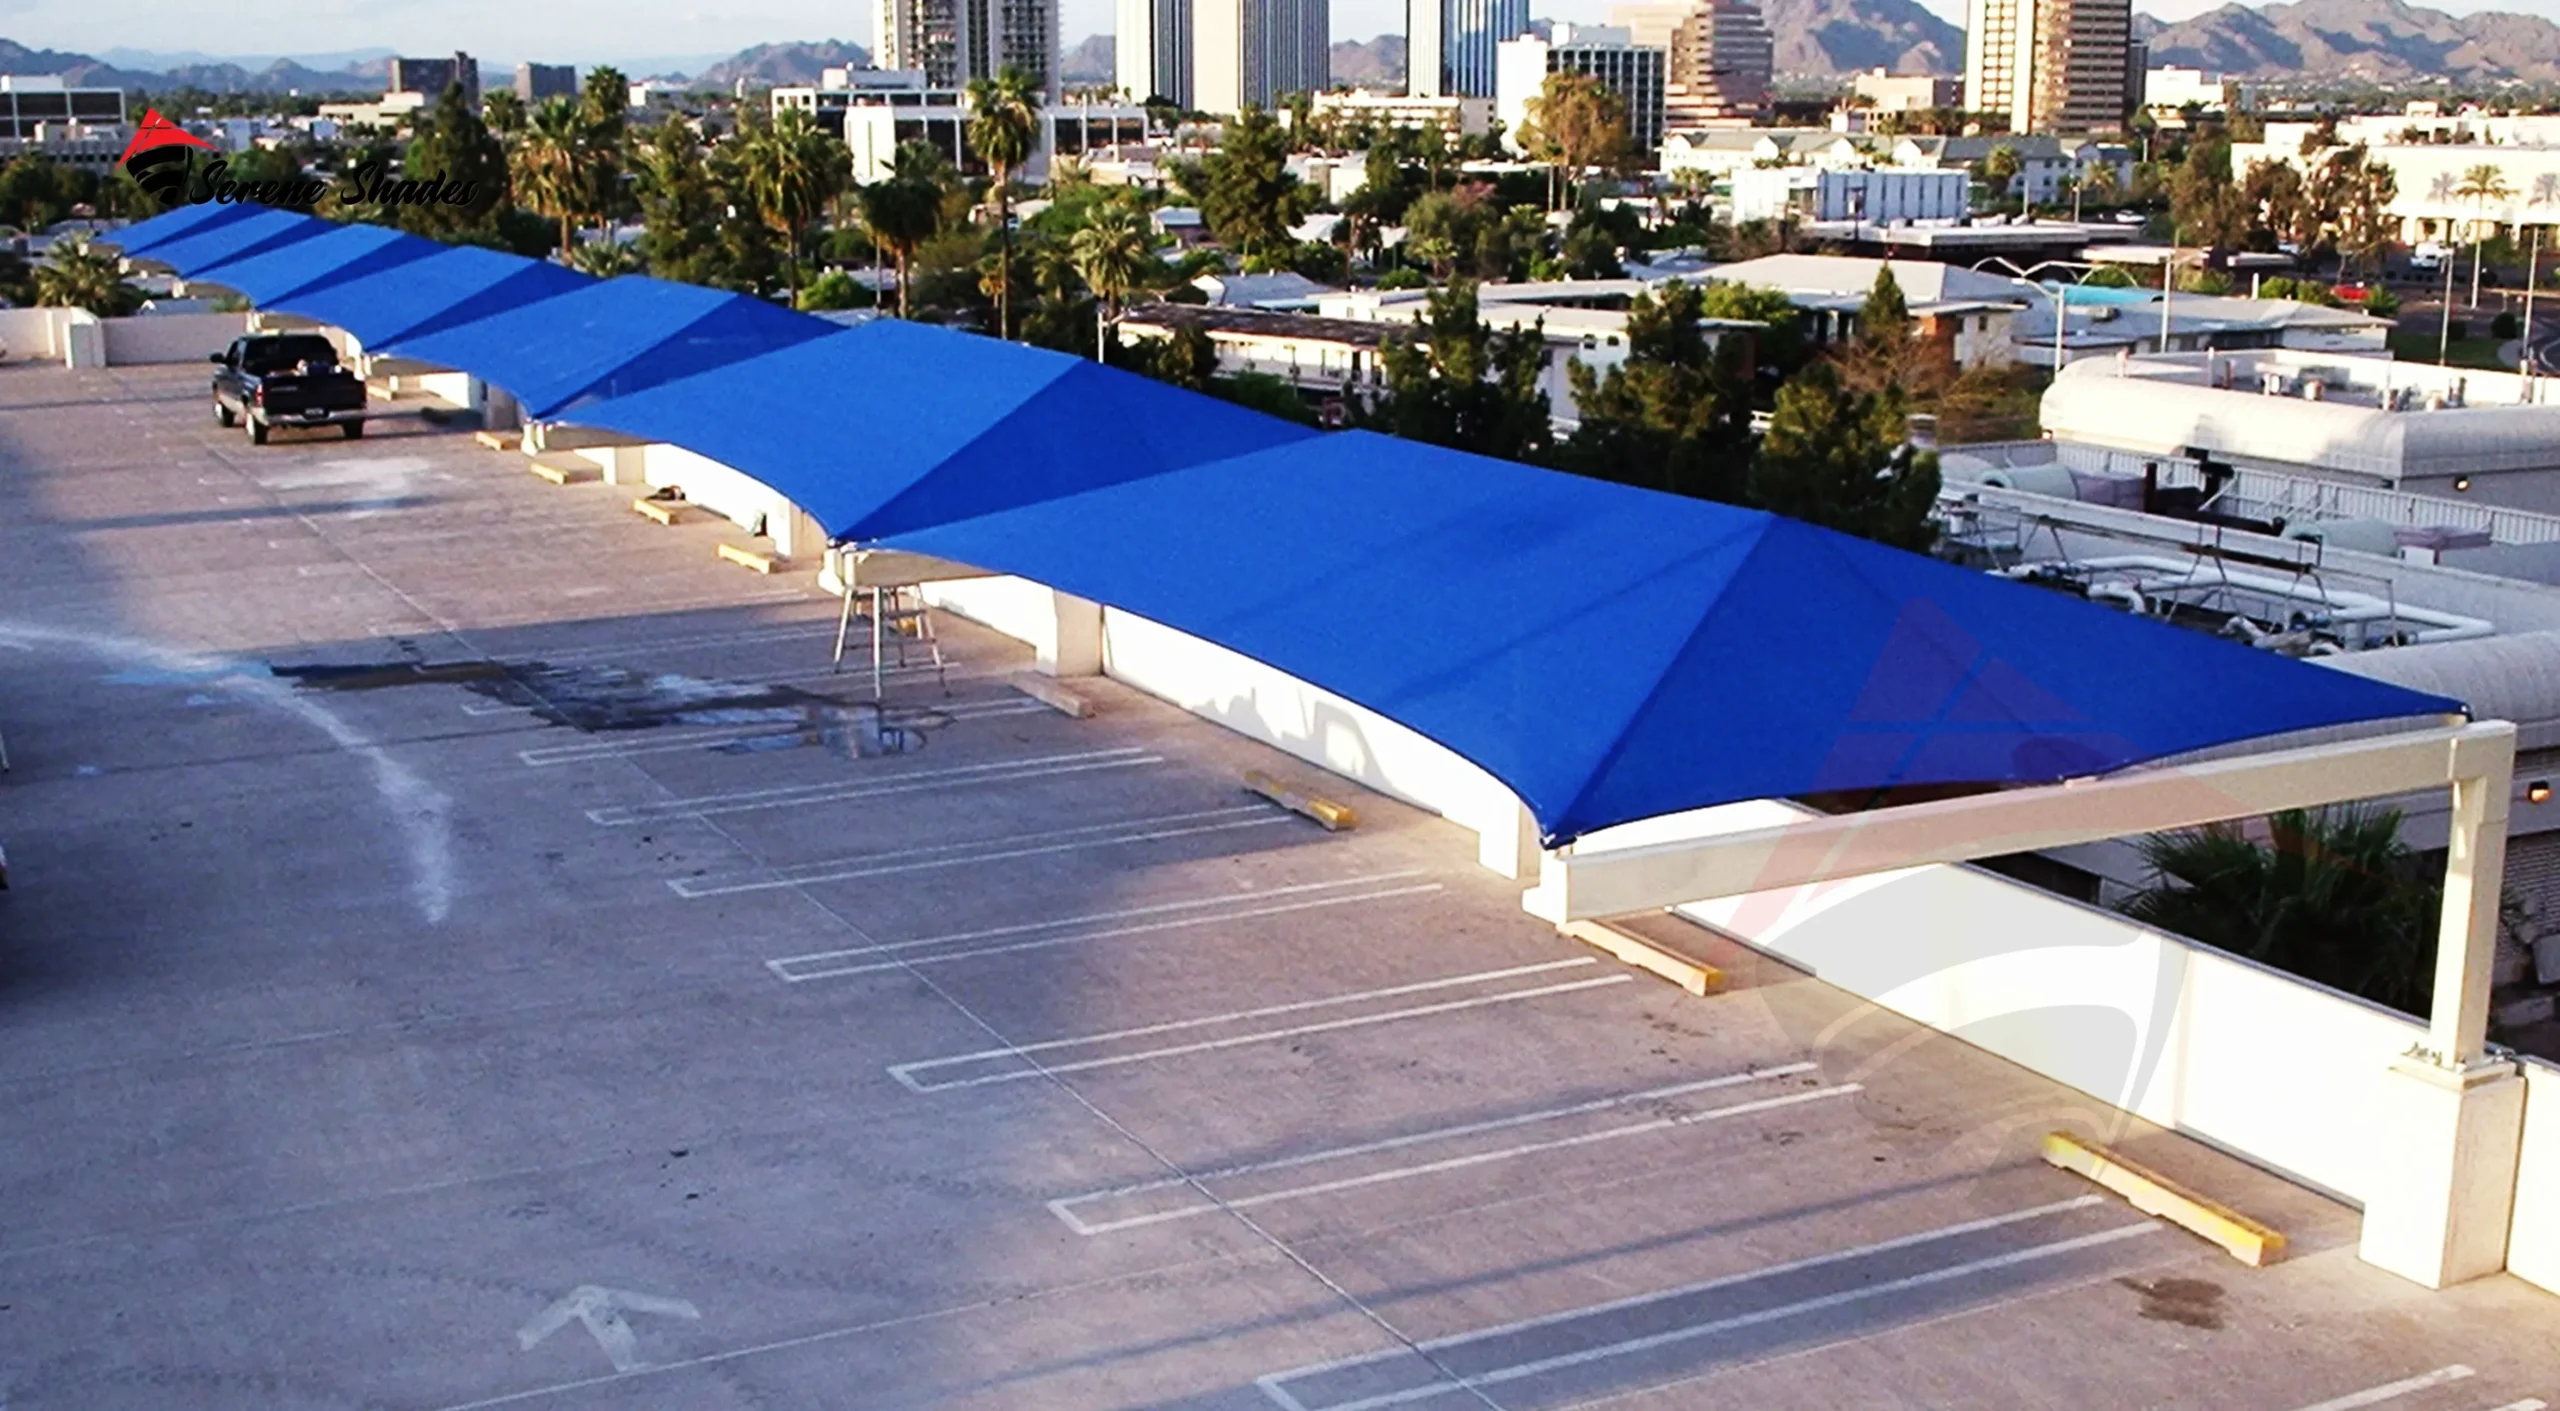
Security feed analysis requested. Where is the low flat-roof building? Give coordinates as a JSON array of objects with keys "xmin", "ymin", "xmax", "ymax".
[
  {"xmin": 1309, "ymin": 91, "xmax": 1495, "ymax": 138},
  {"xmin": 2041, "ymin": 348, "xmax": 2560, "ymax": 510}
]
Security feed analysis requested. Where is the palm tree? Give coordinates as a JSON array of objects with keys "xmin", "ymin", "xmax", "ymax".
[
  {"xmin": 512, "ymin": 95, "xmax": 591, "ymax": 258},
  {"xmin": 2456, "ymin": 162, "xmax": 2515, "ymax": 308},
  {"xmin": 2118, "ymin": 806, "xmax": 2448, "ymax": 1017},
  {"xmin": 567, "ymin": 238, "xmax": 643, "ymax": 277},
  {"xmin": 481, "ymin": 90, "xmax": 527, "ymax": 137},
  {"xmin": 964, "ymin": 66, "xmax": 1041, "ymax": 340},
  {"xmin": 34, "ymin": 235, "xmax": 132, "ymax": 315},
  {"xmin": 740, "ymin": 106, "xmax": 849, "ymax": 307},
  {"xmin": 857, "ymin": 176, "xmax": 942, "ymax": 319},
  {"xmin": 1069, "ymin": 203, "xmax": 1150, "ymax": 359},
  {"xmin": 1983, "ymin": 144, "xmax": 2023, "ymax": 212}
]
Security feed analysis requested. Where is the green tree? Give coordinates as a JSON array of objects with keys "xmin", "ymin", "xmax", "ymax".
[
  {"xmin": 1982, "ymin": 144, "xmax": 2022, "ymax": 210},
  {"xmin": 965, "ymin": 66, "xmax": 1041, "ymax": 339},
  {"xmin": 1360, "ymin": 281, "xmax": 1551, "ymax": 462},
  {"xmin": 1553, "ymin": 280, "xmax": 1754, "ymax": 503},
  {"xmin": 33, "ymin": 235, "xmax": 136, "ymax": 315},
  {"xmin": 858, "ymin": 170, "xmax": 947, "ymax": 319},
  {"xmin": 482, "ymin": 90, "xmax": 527, "ymax": 136},
  {"xmin": 2315, "ymin": 144, "xmax": 2397, "ymax": 278},
  {"xmin": 1518, "ymin": 71, "xmax": 1629, "ymax": 211},
  {"xmin": 797, "ymin": 268, "xmax": 871, "ymax": 310},
  {"xmin": 579, "ymin": 66, "xmax": 635, "ymax": 233},
  {"xmin": 742, "ymin": 105, "xmax": 849, "ymax": 306},
  {"xmin": 633, "ymin": 115, "xmax": 723, "ymax": 281},
  {"xmin": 1698, "ymin": 280, "xmax": 1807, "ymax": 383},
  {"xmin": 1070, "ymin": 201, "xmax": 1152, "ymax": 360},
  {"xmin": 2456, "ymin": 162, "xmax": 2514, "ymax": 307},
  {"xmin": 1196, "ymin": 106, "xmax": 1302, "ymax": 259},
  {"xmin": 567, "ymin": 238, "xmax": 642, "ymax": 276},
  {"xmin": 2119, "ymin": 807, "xmax": 2449, "ymax": 1016},
  {"xmin": 511, "ymin": 94, "xmax": 593, "ymax": 256},
  {"xmin": 0, "ymin": 154, "xmax": 80, "ymax": 230},
  {"xmin": 1747, "ymin": 359, "xmax": 1939, "ymax": 552},
  {"xmin": 1120, "ymin": 323, "xmax": 1218, "ymax": 390},
  {"xmin": 2170, "ymin": 138, "xmax": 2248, "ymax": 250},
  {"xmin": 400, "ymin": 81, "xmax": 508, "ymax": 238}
]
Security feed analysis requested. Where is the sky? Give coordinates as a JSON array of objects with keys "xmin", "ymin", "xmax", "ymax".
[{"xmin": 13, "ymin": 0, "xmax": 2560, "ymax": 71}]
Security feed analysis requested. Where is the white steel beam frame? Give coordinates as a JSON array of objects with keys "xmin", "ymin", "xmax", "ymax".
[
  {"xmin": 1525, "ymin": 717, "xmax": 2515, "ymax": 1068},
  {"xmin": 1523, "ymin": 715, "xmax": 2528, "ymax": 1288}
]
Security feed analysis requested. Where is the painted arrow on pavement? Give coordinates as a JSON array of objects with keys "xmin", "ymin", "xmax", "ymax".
[{"xmin": 516, "ymin": 1285, "xmax": 701, "ymax": 1372}]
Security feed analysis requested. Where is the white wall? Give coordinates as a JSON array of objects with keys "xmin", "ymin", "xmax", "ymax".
[
  {"xmin": 2511, "ymin": 1056, "xmax": 2560, "ymax": 1296},
  {"xmin": 1589, "ymin": 798, "xmax": 2436, "ymax": 1207},
  {"xmin": 0, "ymin": 307, "xmax": 65, "ymax": 359},
  {"xmin": 636, "ymin": 444, "xmax": 812, "ymax": 554},
  {"xmin": 100, "ymin": 311, "xmax": 247, "ymax": 365}
]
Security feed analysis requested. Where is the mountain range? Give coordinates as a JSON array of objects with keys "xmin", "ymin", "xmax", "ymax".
[
  {"xmin": 2143, "ymin": 0, "xmax": 2560, "ymax": 84},
  {"xmin": 14, "ymin": 0, "xmax": 2560, "ymax": 96}
]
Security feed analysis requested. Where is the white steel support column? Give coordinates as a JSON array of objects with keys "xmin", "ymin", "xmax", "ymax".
[{"xmin": 2360, "ymin": 725, "xmax": 2527, "ymax": 1289}]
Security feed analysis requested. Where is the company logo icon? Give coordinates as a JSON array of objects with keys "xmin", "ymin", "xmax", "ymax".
[{"xmin": 117, "ymin": 110, "xmax": 217, "ymax": 203}]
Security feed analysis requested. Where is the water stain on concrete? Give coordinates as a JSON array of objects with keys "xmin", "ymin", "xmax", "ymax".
[
  {"xmin": 2118, "ymin": 1275, "xmax": 2226, "ymax": 1330},
  {"xmin": 270, "ymin": 658, "xmax": 927, "ymax": 757}
]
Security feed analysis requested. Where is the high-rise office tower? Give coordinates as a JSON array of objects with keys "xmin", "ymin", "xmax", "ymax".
[
  {"xmin": 1117, "ymin": 0, "xmax": 1192, "ymax": 105},
  {"xmin": 1409, "ymin": 0, "xmax": 1532, "ymax": 99},
  {"xmin": 1964, "ymin": 0, "xmax": 2132, "ymax": 133},
  {"xmin": 1193, "ymin": 0, "xmax": 1329, "ymax": 114},
  {"xmin": 878, "ymin": 0, "xmax": 1061, "ymax": 97},
  {"xmin": 1606, "ymin": 0, "xmax": 1769, "ymax": 125}
]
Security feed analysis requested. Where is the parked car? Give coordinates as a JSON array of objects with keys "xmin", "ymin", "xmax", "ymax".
[
  {"xmin": 210, "ymin": 333, "xmax": 367, "ymax": 444},
  {"xmin": 2410, "ymin": 241, "xmax": 2454, "ymax": 272}
]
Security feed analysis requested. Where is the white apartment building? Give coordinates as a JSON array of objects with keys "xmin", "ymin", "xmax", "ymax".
[
  {"xmin": 775, "ymin": 80, "xmax": 1143, "ymax": 182},
  {"xmin": 1497, "ymin": 26, "xmax": 1668, "ymax": 156},
  {"xmin": 1963, "ymin": 0, "xmax": 2132, "ymax": 134},
  {"xmin": 2142, "ymin": 65, "xmax": 2252, "ymax": 113},
  {"xmin": 1194, "ymin": 0, "xmax": 1330, "ymax": 113},
  {"xmin": 2235, "ymin": 123, "xmax": 2560, "ymax": 244},
  {"xmin": 877, "ymin": 0, "xmax": 1062, "ymax": 98},
  {"xmin": 1116, "ymin": 0, "xmax": 1192, "ymax": 106},
  {"xmin": 1607, "ymin": 0, "xmax": 1772, "ymax": 124},
  {"xmin": 1309, "ymin": 91, "xmax": 1496, "ymax": 137},
  {"xmin": 1849, "ymin": 69, "xmax": 1961, "ymax": 112},
  {"xmin": 1409, "ymin": 0, "xmax": 1531, "ymax": 99}
]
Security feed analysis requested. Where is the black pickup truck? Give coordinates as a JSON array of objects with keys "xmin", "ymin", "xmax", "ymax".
[{"xmin": 210, "ymin": 333, "xmax": 368, "ymax": 444}]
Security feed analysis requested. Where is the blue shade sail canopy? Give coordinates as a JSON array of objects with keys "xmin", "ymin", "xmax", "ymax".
[
  {"xmin": 385, "ymin": 275, "xmax": 834, "ymax": 420},
  {"xmin": 560, "ymin": 319, "xmax": 1321, "ymax": 542},
  {"xmin": 270, "ymin": 246, "xmax": 592, "ymax": 350},
  {"xmin": 95, "ymin": 201, "xmax": 262, "ymax": 256},
  {"xmin": 192, "ymin": 224, "xmax": 443, "ymax": 305},
  {"xmin": 877, "ymin": 431, "xmax": 2464, "ymax": 844},
  {"xmin": 134, "ymin": 208, "xmax": 331, "ymax": 277}
]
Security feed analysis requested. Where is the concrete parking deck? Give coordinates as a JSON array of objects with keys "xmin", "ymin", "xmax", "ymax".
[{"xmin": 1, "ymin": 362, "xmax": 2557, "ymax": 1411}]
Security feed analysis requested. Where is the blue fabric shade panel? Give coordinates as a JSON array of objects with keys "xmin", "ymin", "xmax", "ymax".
[
  {"xmin": 135, "ymin": 208, "xmax": 331, "ymax": 277},
  {"xmin": 561, "ymin": 319, "xmax": 1322, "ymax": 542},
  {"xmin": 98, "ymin": 201, "xmax": 263, "ymax": 256},
  {"xmin": 269, "ymin": 246, "xmax": 592, "ymax": 350},
  {"xmin": 878, "ymin": 431, "xmax": 2463, "ymax": 844},
  {"xmin": 386, "ymin": 275, "xmax": 833, "ymax": 419},
  {"xmin": 192, "ymin": 224, "xmax": 443, "ymax": 305}
]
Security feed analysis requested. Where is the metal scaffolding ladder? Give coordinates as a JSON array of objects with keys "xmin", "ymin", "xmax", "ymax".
[{"xmin": 829, "ymin": 555, "xmax": 948, "ymax": 699}]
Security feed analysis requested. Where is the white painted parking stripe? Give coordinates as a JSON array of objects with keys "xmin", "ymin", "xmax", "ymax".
[
  {"xmin": 764, "ymin": 872, "xmax": 1439, "ymax": 980},
  {"xmin": 1053, "ymin": 1080, "xmax": 1861, "ymax": 1235},
  {"xmin": 2286, "ymin": 1368, "xmax": 2479, "ymax": 1411},
  {"xmin": 889, "ymin": 961, "xmax": 1630, "ymax": 1092},
  {"xmin": 1281, "ymin": 1194, "xmax": 2107, "ymax": 1387},
  {"xmin": 586, "ymin": 748, "xmax": 1161, "ymax": 825},
  {"xmin": 1260, "ymin": 1219, "xmax": 2166, "ymax": 1411},
  {"xmin": 680, "ymin": 806, "xmax": 1288, "ymax": 897},
  {"xmin": 2481, "ymin": 1400, "xmax": 2549, "ymax": 1411}
]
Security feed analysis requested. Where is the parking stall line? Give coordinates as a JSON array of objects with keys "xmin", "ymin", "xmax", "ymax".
[
  {"xmin": 764, "ymin": 873, "xmax": 1446, "ymax": 980},
  {"xmin": 2286, "ymin": 1368, "xmax": 2481, "ymax": 1411},
  {"xmin": 678, "ymin": 806, "xmax": 1291, "ymax": 897},
  {"xmin": 585, "ymin": 747, "xmax": 1163, "ymax": 825},
  {"xmin": 1255, "ymin": 1196, "xmax": 2166, "ymax": 1411},
  {"xmin": 1050, "ymin": 1067, "xmax": 1854, "ymax": 1235},
  {"xmin": 887, "ymin": 961, "xmax": 1633, "ymax": 1092}
]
